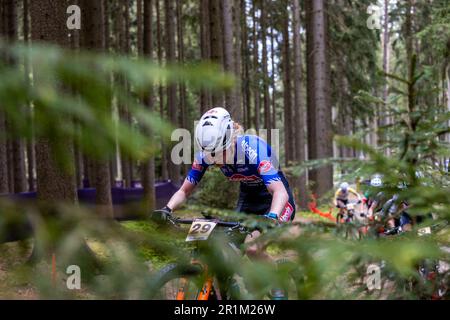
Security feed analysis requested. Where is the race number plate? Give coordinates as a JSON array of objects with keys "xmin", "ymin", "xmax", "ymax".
[
  {"xmin": 417, "ymin": 227, "xmax": 432, "ymax": 236},
  {"xmin": 185, "ymin": 219, "xmax": 217, "ymax": 242}
]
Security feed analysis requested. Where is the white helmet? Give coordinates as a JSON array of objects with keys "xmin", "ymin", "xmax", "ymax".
[
  {"xmin": 340, "ymin": 182, "xmax": 349, "ymax": 190},
  {"xmin": 370, "ymin": 175, "xmax": 382, "ymax": 187},
  {"xmin": 194, "ymin": 107, "xmax": 234, "ymax": 154}
]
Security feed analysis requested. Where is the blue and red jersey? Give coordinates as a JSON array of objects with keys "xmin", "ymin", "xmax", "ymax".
[
  {"xmin": 187, "ymin": 135, "xmax": 283, "ymax": 188},
  {"xmin": 186, "ymin": 135, "xmax": 295, "ymax": 221}
]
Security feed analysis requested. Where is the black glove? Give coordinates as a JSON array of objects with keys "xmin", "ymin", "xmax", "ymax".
[{"xmin": 151, "ymin": 206, "xmax": 173, "ymax": 223}]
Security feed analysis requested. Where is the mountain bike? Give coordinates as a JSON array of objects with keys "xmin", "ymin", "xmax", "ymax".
[
  {"xmin": 336, "ymin": 200, "xmax": 365, "ymax": 239},
  {"xmin": 147, "ymin": 212, "xmax": 300, "ymax": 300}
]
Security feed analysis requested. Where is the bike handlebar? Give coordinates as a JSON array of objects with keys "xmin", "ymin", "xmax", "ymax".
[{"xmin": 168, "ymin": 216, "xmax": 242, "ymax": 228}]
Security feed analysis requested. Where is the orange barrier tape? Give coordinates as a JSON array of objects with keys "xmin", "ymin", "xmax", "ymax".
[{"xmin": 307, "ymin": 194, "xmax": 336, "ymax": 222}]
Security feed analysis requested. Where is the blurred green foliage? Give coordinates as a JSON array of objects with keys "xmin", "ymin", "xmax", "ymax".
[
  {"xmin": 0, "ymin": 42, "xmax": 449, "ymax": 300},
  {"xmin": 191, "ymin": 166, "xmax": 240, "ymax": 210},
  {"xmin": 0, "ymin": 42, "xmax": 234, "ymax": 167}
]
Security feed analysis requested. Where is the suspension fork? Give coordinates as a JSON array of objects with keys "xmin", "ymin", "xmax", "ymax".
[
  {"xmin": 175, "ymin": 256, "xmax": 208, "ymax": 300},
  {"xmin": 197, "ymin": 276, "xmax": 214, "ymax": 300},
  {"xmin": 175, "ymin": 257, "xmax": 215, "ymax": 300},
  {"xmin": 176, "ymin": 277, "xmax": 214, "ymax": 300},
  {"xmin": 176, "ymin": 277, "xmax": 190, "ymax": 300}
]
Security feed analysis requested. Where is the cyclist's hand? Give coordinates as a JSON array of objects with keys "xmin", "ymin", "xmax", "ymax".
[
  {"xmin": 263, "ymin": 212, "xmax": 281, "ymax": 226},
  {"xmin": 151, "ymin": 206, "xmax": 173, "ymax": 223}
]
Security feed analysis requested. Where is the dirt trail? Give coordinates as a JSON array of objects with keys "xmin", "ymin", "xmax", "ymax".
[{"xmin": 0, "ymin": 241, "xmax": 38, "ymax": 299}]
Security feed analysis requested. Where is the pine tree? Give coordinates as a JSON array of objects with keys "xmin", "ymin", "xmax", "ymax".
[
  {"xmin": 80, "ymin": 0, "xmax": 113, "ymax": 218},
  {"xmin": 292, "ymin": 0, "xmax": 307, "ymax": 207},
  {"xmin": 305, "ymin": 0, "xmax": 333, "ymax": 197},
  {"xmin": 261, "ymin": 0, "xmax": 271, "ymax": 141},
  {"xmin": 164, "ymin": 0, "xmax": 180, "ymax": 184},
  {"xmin": 141, "ymin": 0, "xmax": 156, "ymax": 211}
]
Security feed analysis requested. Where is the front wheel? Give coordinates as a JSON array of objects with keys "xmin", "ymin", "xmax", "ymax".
[{"xmin": 147, "ymin": 263, "xmax": 214, "ymax": 300}]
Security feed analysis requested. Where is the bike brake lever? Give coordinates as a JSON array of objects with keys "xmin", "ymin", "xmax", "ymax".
[{"xmin": 166, "ymin": 216, "xmax": 181, "ymax": 228}]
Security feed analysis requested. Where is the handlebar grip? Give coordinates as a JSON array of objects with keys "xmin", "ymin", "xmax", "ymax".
[{"xmin": 151, "ymin": 209, "xmax": 173, "ymax": 223}]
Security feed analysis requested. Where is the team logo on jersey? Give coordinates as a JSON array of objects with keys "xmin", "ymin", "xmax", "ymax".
[
  {"xmin": 228, "ymin": 174, "xmax": 259, "ymax": 182},
  {"xmin": 257, "ymin": 160, "xmax": 273, "ymax": 174},
  {"xmin": 279, "ymin": 202, "xmax": 294, "ymax": 222},
  {"xmin": 192, "ymin": 160, "xmax": 203, "ymax": 171},
  {"xmin": 236, "ymin": 166, "xmax": 248, "ymax": 173},
  {"xmin": 241, "ymin": 140, "xmax": 258, "ymax": 163}
]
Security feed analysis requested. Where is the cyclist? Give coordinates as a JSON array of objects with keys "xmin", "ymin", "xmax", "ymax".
[
  {"xmin": 366, "ymin": 175, "xmax": 387, "ymax": 218},
  {"xmin": 380, "ymin": 193, "xmax": 413, "ymax": 232},
  {"xmin": 334, "ymin": 182, "xmax": 361, "ymax": 217},
  {"xmin": 153, "ymin": 107, "xmax": 296, "ymax": 297},
  {"xmin": 160, "ymin": 107, "xmax": 295, "ymax": 223}
]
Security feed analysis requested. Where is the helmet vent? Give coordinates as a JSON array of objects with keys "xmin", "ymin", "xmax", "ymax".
[{"xmin": 202, "ymin": 121, "xmax": 213, "ymax": 127}]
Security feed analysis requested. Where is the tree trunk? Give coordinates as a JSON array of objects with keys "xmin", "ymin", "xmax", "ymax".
[
  {"xmin": 176, "ymin": 0, "xmax": 186, "ymax": 129},
  {"xmin": 29, "ymin": 0, "xmax": 101, "ymax": 271},
  {"xmin": 404, "ymin": 0, "xmax": 413, "ymax": 67},
  {"xmin": 252, "ymin": 2, "xmax": 260, "ymax": 130},
  {"xmin": 446, "ymin": 66, "xmax": 450, "ymax": 148},
  {"xmin": 176, "ymin": 0, "xmax": 189, "ymax": 177},
  {"xmin": 30, "ymin": 0, "xmax": 78, "ymax": 239},
  {"xmin": 137, "ymin": 0, "xmax": 143, "ymax": 56},
  {"xmin": 0, "ymin": 110, "xmax": 8, "ymax": 193},
  {"xmin": 261, "ymin": 0, "xmax": 271, "ymax": 141},
  {"xmin": 7, "ymin": 139, "xmax": 14, "ymax": 192},
  {"xmin": 141, "ymin": 0, "xmax": 156, "ymax": 211},
  {"xmin": 3, "ymin": 0, "xmax": 26, "ymax": 193},
  {"xmin": 234, "ymin": 0, "xmax": 243, "ymax": 123},
  {"xmin": 241, "ymin": 0, "xmax": 251, "ymax": 129},
  {"xmin": 380, "ymin": 0, "xmax": 390, "ymax": 153},
  {"xmin": 80, "ymin": 0, "xmax": 113, "ymax": 218},
  {"xmin": 270, "ymin": 24, "xmax": 276, "ymax": 129},
  {"xmin": 0, "ymin": 1, "xmax": 8, "ymax": 193},
  {"xmin": 164, "ymin": 0, "xmax": 180, "ymax": 184},
  {"xmin": 200, "ymin": 0, "xmax": 211, "ymax": 113},
  {"xmin": 156, "ymin": 0, "xmax": 168, "ymax": 181},
  {"xmin": 209, "ymin": 0, "xmax": 224, "ymax": 106},
  {"xmin": 117, "ymin": 1, "xmax": 132, "ymax": 187},
  {"xmin": 305, "ymin": 0, "xmax": 333, "ymax": 197},
  {"xmin": 282, "ymin": 5, "xmax": 294, "ymax": 166},
  {"xmin": 74, "ymin": 142, "xmax": 83, "ymax": 188},
  {"xmin": 292, "ymin": 0, "xmax": 307, "ymax": 208},
  {"xmin": 104, "ymin": 0, "xmax": 110, "ymax": 52},
  {"xmin": 24, "ymin": 0, "xmax": 35, "ymax": 192},
  {"xmin": 12, "ymin": 140, "xmax": 26, "ymax": 193},
  {"xmin": 222, "ymin": 0, "xmax": 239, "ymax": 120}
]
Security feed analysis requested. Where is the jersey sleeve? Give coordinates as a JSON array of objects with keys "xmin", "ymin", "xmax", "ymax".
[
  {"xmin": 334, "ymin": 189, "xmax": 341, "ymax": 202},
  {"xmin": 186, "ymin": 152, "xmax": 209, "ymax": 185},
  {"xmin": 252, "ymin": 137, "xmax": 282, "ymax": 186},
  {"xmin": 349, "ymin": 187, "xmax": 360, "ymax": 198}
]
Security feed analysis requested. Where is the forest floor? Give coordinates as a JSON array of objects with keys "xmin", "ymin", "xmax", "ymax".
[
  {"xmin": 2, "ymin": 200, "xmax": 446, "ymax": 300},
  {"xmin": 0, "ymin": 206, "xmax": 339, "ymax": 300}
]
